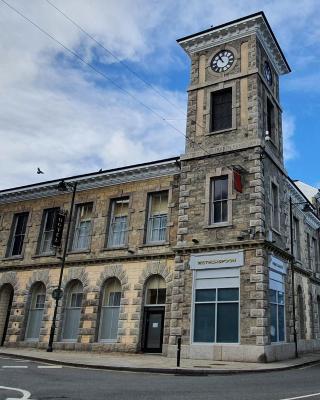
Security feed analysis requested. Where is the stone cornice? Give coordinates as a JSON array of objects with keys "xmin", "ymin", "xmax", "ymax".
[
  {"xmin": 0, "ymin": 251, "xmax": 176, "ymax": 272},
  {"xmin": 178, "ymin": 13, "xmax": 290, "ymax": 75},
  {"xmin": 287, "ymin": 180, "xmax": 320, "ymax": 230},
  {"xmin": 0, "ymin": 158, "xmax": 180, "ymax": 205}
]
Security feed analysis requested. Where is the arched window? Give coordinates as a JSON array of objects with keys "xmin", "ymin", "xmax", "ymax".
[
  {"xmin": 310, "ymin": 293, "xmax": 315, "ymax": 339},
  {"xmin": 63, "ymin": 280, "xmax": 83, "ymax": 341},
  {"xmin": 297, "ymin": 286, "xmax": 305, "ymax": 339},
  {"xmin": 99, "ymin": 278, "xmax": 121, "ymax": 341},
  {"xmin": 145, "ymin": 275, "xmax": 166, "ymax": 306},
  {"xmin": 25, "ymin": 282, "xmax": 46, "ymax": 340},
  {"xmin": 317, "ymin": 296, "xmax": 320, "ymax": 339}
]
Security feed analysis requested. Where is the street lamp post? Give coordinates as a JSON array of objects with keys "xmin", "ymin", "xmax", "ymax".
[
  {"xmin": 47, "ymin": 180, "xmax": 77, "ymax": 353},
  {"xmin": 289, "ymin": 197, "xmax": 313, "ymax": 359},
  {"xmin": 289, "ymin": 197, "xmax": 298, "ymax": 359}
]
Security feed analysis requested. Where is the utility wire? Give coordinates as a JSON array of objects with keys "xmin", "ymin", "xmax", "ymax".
[
  {"xmin": 45, "ymin": 0, "xmax": 184, "ymax": 114},
  {"xmin": 44, "ymin": 0, "xmax": 207, "ymax": 134},
  {"xmin": 0, "ymin": 0, "xmax": 210, "ymax": 156}
]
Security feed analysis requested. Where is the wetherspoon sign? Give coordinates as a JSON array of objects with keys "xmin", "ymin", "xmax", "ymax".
[{"xmin": 190, "ymin": 250, "xmax": 244, "ymax": 270}]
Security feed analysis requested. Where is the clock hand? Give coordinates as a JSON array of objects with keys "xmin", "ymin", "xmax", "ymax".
[{"xmin": 218, "ymin": 55, "xmax": 224, "ymax": 62}]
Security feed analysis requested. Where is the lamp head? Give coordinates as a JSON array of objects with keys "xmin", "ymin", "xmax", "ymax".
[
  {"xmin": 57, "ymin": 180, "xmax": 68, "ymax": 192},
  {"xmin": 302, "ymin": 203, "xmax": 313, "ymax": 213}
]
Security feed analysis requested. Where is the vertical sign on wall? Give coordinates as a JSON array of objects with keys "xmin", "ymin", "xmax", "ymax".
[{"xmin": 51, "ymin": 210, "xmax": 65, "ymax": 247}]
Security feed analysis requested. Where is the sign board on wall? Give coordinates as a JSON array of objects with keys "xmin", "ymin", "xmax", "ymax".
[
  {"xmin": 269, "ymin": 255, "xmax": 287, "ymax": 274},
  {"xmin": 190, "ymin": 250, "xmax": 244, "ymax": 270},
  {"xmin": 51, "ymin": 211, "xmax": 65, "ymax": 247}
]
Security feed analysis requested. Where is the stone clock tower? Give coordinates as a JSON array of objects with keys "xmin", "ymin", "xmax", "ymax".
[{"xmin": 168, "ymin": 12, "xmax": 293, "ymax": 362}]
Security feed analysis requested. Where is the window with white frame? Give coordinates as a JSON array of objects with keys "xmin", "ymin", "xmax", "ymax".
[
  {"xmin": 313, "ymin": 237, "xmax": 319, "ymax": 272},
  {"xmin": 317, "ymin": 296, "xmax": 320, "ymax": 338},
  {"xmin": 271, "ymin": 182, "xmax": 280, "ymax": 231},
  {"xmin": 266, "ymin": 97, "xmax": 275, "ymax": 142},
  {"xmin": 99, "ymin": 278, "xmax": 121, "ymax": 341},
  {"xmin": 107, "ymin": 198, "xmax": 129, "ymax": 248},
  {"xmin": 146, "ymin": 191, "xmax": 168, "ymax": 243},
  {"xmin": 7, "ymin": 212, "xmax": 29, "ymax": 257},
  {"xmin": 38, "ymin": 208, "xmax": 58, "ymax": 255},
  {"xmin": 210, "ymin": 176, "xmax": 229, "ymax": 224},
  {"xmin": 63, "ymin": 280, "xmax": 83, "ymax": 341},
  {"xmin": 25, "ymin": 282, "xmax": 46, "ymax": 340},
  {"xmin": 269, "ymin": 268, "xmax": 285, "ymax": 343},
  {"xmin": 310, "ymin": 293, "xmax": 315, "ymax": 339},
  {"xmin": 293, "ymin": 217, "xmax": 301, "ymax": 260},
  {"xmin": 72, "ymin": 203, "xmax": 93, "ymax": 251},
  {"xmin": 297, "ymin": 286, "xmax": 305, "ymax": 339},
  {"xmin": 307, "ymin": 234, "xmax": 312, "ymax": 270},
  {"xmin": 145, "ymin": 275, "xmax": 166, "ymax": 306}
]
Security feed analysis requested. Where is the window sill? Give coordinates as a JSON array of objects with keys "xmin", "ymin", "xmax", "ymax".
[
  {"xmin": 67, "ymin": 249, "xmax": 91, "ymax": 255},
  {"xmin": 32, "ymin": 253, "xmax": 56, "ymax": 259},
  {"xmin": 139, "ymin": 242, "xmax": 169, "ymax": 248},
  {"xmin": 204, "ymin": 222, "xmax": 232, "ymax": 229},
  {"xmin": 266, "ymin": 137, "xmax": 279, "ymax": 150},
  {"xmin": 101, "ymin": 246, "xmax": 128, "ymax": 252},
  {"xmin": 191, "ymin": 341, "xmax": 240, "ymax": 345},
  {"xmin": 271, "ymin": 227, "xmax": 281, "ymax": 236},
  {"xmin": 270, "ymin": 341, "xmax": 286, "ymax": 345},
  {"xmin": 98, "ymin": 339, "xmax": 117, "ymax": 343},
  {"xmin": 2, "ymin": 255, "xmax": 24, "ymax": 261},
  {"xmin": 206, "ymin": 127, "xmax": 235, "ymax": 136}
]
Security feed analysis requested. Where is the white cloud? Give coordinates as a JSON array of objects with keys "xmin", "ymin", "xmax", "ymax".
[
  {"xmin": 282, "ymin": 113, "xmax": 298, "ymax": 161},
  {"xmin": 1, "ymin": 0, "xmax": 318, "ymax": 189}
]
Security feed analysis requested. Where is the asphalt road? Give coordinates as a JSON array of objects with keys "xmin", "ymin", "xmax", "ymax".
[{"xmin": 1, "ymin": 356, "xmax": 320, "ymax": 400}]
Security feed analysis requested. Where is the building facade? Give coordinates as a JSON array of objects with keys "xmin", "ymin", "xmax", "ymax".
[{"xmin": 0, "ymin": 12, "xmax": 319, "ymax": 362}]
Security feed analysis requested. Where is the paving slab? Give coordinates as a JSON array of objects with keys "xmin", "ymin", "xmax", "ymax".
[{"xmin": 1, "ymin": 347, "xmax": 320, "ymax": 375}]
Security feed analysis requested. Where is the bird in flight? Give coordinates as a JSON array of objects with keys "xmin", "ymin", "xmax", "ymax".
[{"xmin": 37, "ymin": 168, "xmax": 44, "ymax": 174}]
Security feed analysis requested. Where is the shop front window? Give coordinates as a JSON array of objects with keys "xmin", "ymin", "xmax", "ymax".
[{"xmin": 194, "ymin": 288, "xmax": 239, "ymax": 343}]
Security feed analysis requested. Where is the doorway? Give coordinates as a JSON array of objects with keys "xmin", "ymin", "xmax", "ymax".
[
  {"xmin": 143, "ymin": 307, "xmax": 164, "ymax": 353},
  {"xmin": 0, "ymin": 284, "xmax": 14, "ymax": 346}
]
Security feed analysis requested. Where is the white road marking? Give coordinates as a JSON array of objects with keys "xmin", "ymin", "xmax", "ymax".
[
  {"xmin": 37, "ymin": 365, "xmax": 62, "ymax": 368},
  {"xmin": 0, "ymin": 385, "xmax": 32, "ymax": 399},
  {"xmin": 279, "ymin": 392, "xmax": 320, "ymax": 400},
  {"xmin": 2, "ymin": 366, "xmax": 28, "ymax": 368},
  {"xmin": 0, "ymin": 356, "xmax": 29, "ymax": 362}
]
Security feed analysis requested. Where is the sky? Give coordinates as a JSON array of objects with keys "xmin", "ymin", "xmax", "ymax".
[{"xmin": 0, "ymin": 0, "xmax": 319, "ymax": 190}]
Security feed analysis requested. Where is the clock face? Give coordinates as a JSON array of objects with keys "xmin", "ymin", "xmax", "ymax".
[
  {"xmin": 211, "ymin": 50, "xmax": 234, "ymax": 73},
  {"xmin": 264, "ymin": 61, "xmax": 273, "ymax": 86}
]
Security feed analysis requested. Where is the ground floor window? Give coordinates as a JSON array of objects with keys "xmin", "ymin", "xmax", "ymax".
[
  {"xmin": 194, "ymin": 287, "xmax": 239, "ymax": 343},
  {"xmin": 25, "ymin": 282, "xmax": 46, "ymax": 340},
  {"xmin": 269, "ymin": 289, "xmax": 285, "ymax": 342},
  {"xmin": 63, "ymin": 280, "xmax": 83, "ymax": 341},
  {"xmin": 99, "ymin": 278, "xmax": 121, "ymax": 341},
  {"xmin": 269, "ymin": 262, "xmax": 286, "ymax": 343}
]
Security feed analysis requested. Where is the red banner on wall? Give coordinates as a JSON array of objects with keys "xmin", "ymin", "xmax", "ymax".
[{"xmin": 233, "ymin": 170, "xmax": 243, "ymax": 193}]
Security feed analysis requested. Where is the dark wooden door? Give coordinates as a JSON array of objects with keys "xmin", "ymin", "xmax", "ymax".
[
  {"xmin": 1, "ymin": 288, "xmax": 13, "ymax": 346},
  {"xmin": 143, "ymin": 308, "xmax": 164, "ymax": 353}
]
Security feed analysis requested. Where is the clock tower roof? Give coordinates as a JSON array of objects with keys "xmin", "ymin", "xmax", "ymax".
[{"xmin": 177, "ymin": 11, "xmax": 290, "ymax": 75}]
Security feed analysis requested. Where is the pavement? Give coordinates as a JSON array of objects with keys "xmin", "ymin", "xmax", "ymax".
[{"xmin": 1, "ymin": 347, "xmax": 320, "ymax": 375}]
